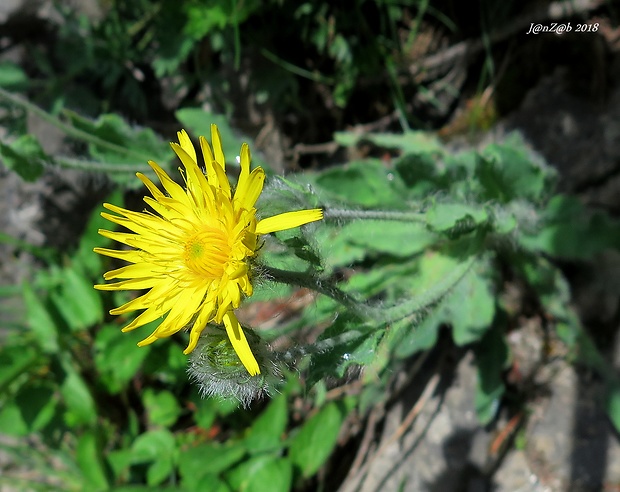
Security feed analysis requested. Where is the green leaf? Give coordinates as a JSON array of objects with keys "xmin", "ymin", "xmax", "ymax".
[
  {"xmin": 50, "ymin": 265, "xmax": 103, "ymax": 331},
  {"xmin": 334, "ymin": 130, "xmax": 442, "ymax": 155},
  {"xmin": 14, "ymin": 382, "xmax": 59, "ymax": 432},
  {"xmin": 59, "ymin": 354, "xmax": 97, "ymax": 426},
  {"xmin": 425, "ymin": 202, "xmax": 488, "ymax": 235},
  {"xmin": 307, "ymin": 317, "xmax": 382, "ymax": 386},
  {"xmin": 179, "ymin": 442, "xmax": 246, "ymax": 489},
  {"xmin": 225, "ymin": 455, "xmax": 292, "ymax": 492},
  {"xmin": 95, "ymin": 324, "xmax": 151, "ymax": 394},
  {"xmin": 443, "ymin": 268, "xmax": 496, "ymax": 346},
  {"xmin": 289, "ymin": 401, "xmax": 349, "ymax": 478},
  {"xmin": 130, "ymin": 430, "xmax": 176, "ymax": 464},
  {"xmin": 395, "ymin": 151, "xmax": 459, "ymax": 194},
  {"xmin": 314, "ymin": 225, "xmax": 366, "ymax": 272},
  {"xmin": 520, "ymin": 195, "xmax": 620, "ymax": 259},
  {"xmin": 335, "ymin": 220, "xmax": 438, "ymax": 259},
  {"xmin": 76, "ymin": 430, "xmax": 109, "ymax": 491},
  {"xmin": 605, "ymin": 380, "xmax": 620, "ymax": 434},
  {"xmin": 0, "ymin": 344, "xmax": 40, "ymax": 393},
  {"xmin": 22, "ymin": 283, "xmax": 59, "ymax": 353},
  {"xmin": 143, "ymin": 389, "xmax": 182, "ymax": 428},
  {"xmin": 474, "ymin": 327, "xmax": 509, "ymax": 424},
  {"xmin": 0, "ymin": 401, "xmax": 29, "ymax": 435},
  {"xmin": 477, "ymin": 136, "xmax": 555, "ymax": 203},
  {"xmin": 130, "ymin": 429, "xmax": 176, "ymax": 486},
  {"xmin": 0, "ymin": 61, "xmax": 29, "ymax": 89},
  {"xmin": 393, "ymin": 310, "xmax": 441, "ymax": 359},
  {"xmin": 244, "ymin": 395, "xmax": 288, "ymax": 454},
  {"xmin": 65, "ymin": 111, "xmax": 169, "ymax": 165},
  {"xmin": 313, "ymin": 159, "xmax": 406, "ymax": 207},
  {"xmin": 0, "ymin": 134, "xmax": 47, "ymax": 181}
]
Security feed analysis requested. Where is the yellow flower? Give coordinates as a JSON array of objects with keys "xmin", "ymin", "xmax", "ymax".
[{"xmin": 94, "ymin": 125, "xmax": 322, "ymax": 376}]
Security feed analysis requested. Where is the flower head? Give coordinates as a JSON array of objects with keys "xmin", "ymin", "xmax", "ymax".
[
  {"xmin": 94, "ymin": 125, "xmax": 322, "ymax": 376},
  {"xmin": 187, "ymin": 324, "xmax": 282, "ymax": 408}
]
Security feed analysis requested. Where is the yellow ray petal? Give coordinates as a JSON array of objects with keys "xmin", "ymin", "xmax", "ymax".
[
  {"xmin": 94, "ymin": 277, "xmax": 159, "ymax": 291},
  {"xmin": 147, "ymin": 160, "xmax": 190, "ymax": 206},
  {"xmin": 93, "ymin": 247, "xmax": 144, "ymax": 264},
  {"xmin": 198, "ymin": 135, "xmax": 217, "ymax": 186},
  {"xmin": 176, "ymin": 129, "xmax": 197, "ymax": 162},
  {"xmin": 184, "ymin": 298, "xmax": 217, "ymax": 354},
  {"xmin": 223, "ymin": 311, "xmax": 260, "ymax": 376},
  {"xmin": 103, "ymin": 263, "xmax": 163, "ymax": 280},
  {"xmin": 211, "ymin": 158, "xmax": 231, "ymax": 199},
  {"xmin": 211, "ymin": 124, "xmax": 226, "ymax": 169},
  {"xmin": 256, "ymin": 209, "xmax": 323, "ymax": 235},
  {"xmin": 121, "ymin": 300, "xmax": 171, "ymax": 332},
  {"xmin": 235, "ymin": 167, "xmax": 265, "ymax": 212},
  {"xmin": 171, "ymin": 143, "xmax": 214, "ymax": 210}
]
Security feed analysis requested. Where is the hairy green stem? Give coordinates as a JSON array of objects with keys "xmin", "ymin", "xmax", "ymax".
[
  {"xmin": 263, "ymin": 254, "xmax": 476, "ymax": 325},
  {"xmin": 262, "ymin": 266, "xmax": 369, "ymax": 316},
  {"xmin": 282, "ymin": 330, "xmax": 365, "ymax": 361},
  {"xmin": 324, "ymin": 208, "xmax": 426, "ymax": 223},
  {"xmin": 0, "ymin": 87, "xmax": 152, "ymax": 163},
  {"xmin": 55, "ymin": 156, "xmax": 153, "ymax": 174}
]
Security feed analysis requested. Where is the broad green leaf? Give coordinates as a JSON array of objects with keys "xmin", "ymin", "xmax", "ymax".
[
  {"xmin": 289, "ymin": 401, "xmax": 350, "ymax": 478},
  {"xmin": 477, "ymin": 136, "xmax": 555, "ymax": 203},
  {"xmin": 393, "ymin": 310, "xmax": 441, "ymax": 359},
  {"xmin": 395, "ymin": 152, "xmax": 456, "ymax": 194},
  {"xmin": 22, "ymin": 283, "xmax": 58, "ymax": 353},
  {"xmin": 51, "ymin": 265, "xmax": 103, "ymax": 331},
  {"xmin": 0, "ymin": 134, "xmax": 46, "ymax": 181},
  {"xmin": 313, "ymin": 159, "xmax": 406, "ymax": 207},
  {"xmin": 0, "ymin": 345, "xmax": 40, "ymax": 393},
  {"xmin": 225, "ymin": 455, "xmax": 292, "ymax": 492},
  {"xmin": 14, "ymin": 382, "xmax": 58, "ymax": 433},
  {"xmin": 59, "ymin": 354, "xmax": 97, "ymax": 426},
  {"xmin": 95, "ymin": 324, "xmax": 151, "ymax": 394},
  {"xmin": 143, "ymin": 389, "xmax": 182, "ymax": 428},
  {"xmin": 142, "ymin": 342, "xmax": 187, "ymax": 385},
  {"xmin": 244, "ymin": 395, "xmax": 288, "ymax": 454},
  {"xmin": 520, "ymin": 195, "xmax": 620, "ymax": 259},
  {"xmin": 106, "ymin": 448, "xmax": 132, "ymax": 483},
  {"xmin": 314, "ymin": 226, "xmax": 366, "ymax": 272},
  {"xmin": 307, "ymin": 318, "xmax": 382, "ymax": 386},
  {"xmin": 0, "ymin": 61, "xmax": 29, "ymax": 89},
  {"xmin": 425, "ymin": 202, "xmax": 488, "ymax": 234},
  {"xmin": 76, "ymin": 430, "xmax": 109, "ymax": 491},
  {"xmin": 179, "ymin": 442, "xmax": 246, "ymax": 488},
  {"xmin": 344, "ymin": 262, "xmax": 418, "ymax": 298},
  {"xmin": 189, "ymin": 393, "xmax": 218, "ymax": 430},
  {"xmin": 333, "ymin": 220, "xmax": 437, "ymax": 259},
  {"xmin": 605, "ymin": 380, "xmax": 620, "ymax": 433},
  {"xmin": 131, "ymin": 429, "xmax": 176, "ymax": 463},
  {"xmin": 442, "ymin": 269, "xmax": 496, "ymax": 346},
  {"xmin": 334, "ymin": 130, "xmax": 442, "ymax": 155},
  {"xmin": 0, "ymin": 401, "xmax": 29, "ymax": 435},
  {"xmin": 65, "ymin": 111, "xmax": 169, "ymax": 165},
  {"xmin": 517, "ymin": 256, "xmax": 571, "ymax": 319},
  {"xmin": 130, "ymin": 429, "xmax": 176, "ymax": 486},
  {"xmin": 474, "ymin": 327, "xmax": 509, "ymax": 424}
]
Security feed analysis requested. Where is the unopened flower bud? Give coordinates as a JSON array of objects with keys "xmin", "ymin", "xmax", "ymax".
[{"xmin": 187, "ymin": 325, "xmax": 282, "ymax": 407}]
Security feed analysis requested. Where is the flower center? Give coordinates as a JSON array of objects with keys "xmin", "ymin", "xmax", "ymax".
[{"xmin": 184, "ymin": 227, "xmax": 231, "ymax": 278}]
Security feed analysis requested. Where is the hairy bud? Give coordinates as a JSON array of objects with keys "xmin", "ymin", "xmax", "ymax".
[{"xmin": 187, "ymin": 325, "xmax": 282, "ymax": 408}]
